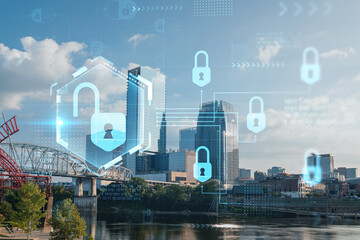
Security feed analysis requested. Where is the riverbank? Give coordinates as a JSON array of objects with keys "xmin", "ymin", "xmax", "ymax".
[{"xmin": 0, "ymin": 227, "xmax": 50, "ymax": 240}]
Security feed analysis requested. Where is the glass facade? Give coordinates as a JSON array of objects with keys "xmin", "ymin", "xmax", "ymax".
[
  {"xmin": 169, "ymin": 151, "xmax": 186, "ymax": 172},
  {"xmin": 195, "ymin": 100, "xmax": 239, "ymax": 187},
  {"xmin": 124, "ymin": 66, "xmax": 166, "ymax": 174},
  {"xmin": 307, "ymin": 153, "xmax": 334, "ymax": 178},
  {"xmin": 179, "ymin": 127, "xmax": 196, "ymax": 151}
]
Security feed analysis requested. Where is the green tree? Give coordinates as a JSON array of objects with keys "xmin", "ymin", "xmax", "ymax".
[
  {"xmin": 48, "ymin": 198, "xmax": 86, "ymax": 240},
  {"xmin": 0, "ymin": 213, "xmax": 5, "ymax": 224},
  {"xmin": 189, "ymin": 180, "xmax": 219, "ymax": 211},
  {"xmin": 10, "ymin": 182, "xmax": 48, "ymax": 240},
  {"xmin": 52, "ymin": 185, "xmax": 75, "ymax": 203},
  {"xmin": 0, "ymin": 200, "xmax": 15, "ymax": 221}
]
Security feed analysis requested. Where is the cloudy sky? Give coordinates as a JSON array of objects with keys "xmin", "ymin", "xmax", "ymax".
[{"xmin": 1, "ymin": 0, "xmax": 360, "ymax": 175}]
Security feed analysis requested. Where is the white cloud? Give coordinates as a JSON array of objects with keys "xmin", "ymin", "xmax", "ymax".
[
  {"xmin": 0, "ymin": 37, "xmax": 86, "ymax": 111},
  {"xmin": 257, "ymin": 41, "xmax": 281, "ymax": 64},
  {"xmin": 128, "ymin": 34, "xmax": 154, "ymax": 46},
  {"xmin": 320, "ymin": 47, "xmax": 355, "ymax": 59},
  {"xmin": 242, "ymin": 92, "xmax": 360, "ymax": 173}
]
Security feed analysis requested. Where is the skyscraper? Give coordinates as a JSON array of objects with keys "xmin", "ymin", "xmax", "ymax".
[
  {"xmin": 239, "ymin": 168, "xmax": 251, "ymax": 179},
  {"xmin": 179, "ymin": 127, "xmax": 196, "ymax": 151},
  {"xmin": 335, "ymin": 167, "xmax": 358, "ymax": 179},
  {"xmin": 195, "ymin": 100, "xmax": 239, "ymax": 187},
  {"xmin": 346, "ymin": 168, "xmax": 358, "ymax": 179},
  {"xmin": 254, "ymin": 171, "xmax": 266, "ymax": 182},
  {"xmin": 168, "ymin": 150, "xmax": 196, "ymax": 182},
  {"xmin": 158, "ymin": 112, "xmax": 166, "ymax": 154},
  {"xmin": 307, "ymin": 153, "xmax": 334, "ymax": 179},
  {"xmin": 124, "ymin": 66, "xmax": 166, "ymax": 174},
  {"xmin": 267, "ymin": 166, "xmax": 285, "ymax": 176}
]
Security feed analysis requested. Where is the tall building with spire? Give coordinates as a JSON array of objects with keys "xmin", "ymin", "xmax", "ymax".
[{"xmin": 195, "ymin": 100, "xmax": 239, "ymax": 187}]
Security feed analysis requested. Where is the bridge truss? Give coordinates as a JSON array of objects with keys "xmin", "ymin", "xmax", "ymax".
[
  {"xmin": 1, "ymin": 143, "xmax": 133, "ymax": 182},
  {"xmin": 0, "ymin": 115, "xmax": 51, "ymax": 196}
]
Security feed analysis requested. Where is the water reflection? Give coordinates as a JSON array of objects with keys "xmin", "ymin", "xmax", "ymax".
[{"xmin": 80, "ymin": 211, "xmax": 360, "ymax": 240}]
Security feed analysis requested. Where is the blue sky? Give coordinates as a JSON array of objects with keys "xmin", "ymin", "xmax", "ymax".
[{"xmin": 1, "ymin": 0, "xmax": 360, "ymax": 174}]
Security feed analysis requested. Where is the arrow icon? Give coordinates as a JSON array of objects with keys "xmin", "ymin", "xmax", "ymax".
[
  {"xmin": 294, "ymin": 2, "xmax": 302, "ymax": 16},
  {"xmin": 279, "ymin": 2, "xmax": 287, "ymax": 17},
  {"xmin": 309, "ymin": 1, "xmax": 317, "ymax": 16}
]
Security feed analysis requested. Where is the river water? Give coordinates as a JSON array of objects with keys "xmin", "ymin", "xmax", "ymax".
[{"xmin": 84, "ymin": 212, "xmax": 360, "ymax": 240}]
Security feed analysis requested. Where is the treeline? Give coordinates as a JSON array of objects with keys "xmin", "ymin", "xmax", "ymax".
[
  {"xmin": 0, "ymin": 182, "xmax": 87, "ymax": 240},
  {"xmin": 98, "ymin": 177, "xmax": 219, "ymax": 212}
]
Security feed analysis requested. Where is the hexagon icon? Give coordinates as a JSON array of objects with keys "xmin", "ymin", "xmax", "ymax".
[{"xmin": 56, "ymin": 56, "xmax": 145, "ymax": 170}]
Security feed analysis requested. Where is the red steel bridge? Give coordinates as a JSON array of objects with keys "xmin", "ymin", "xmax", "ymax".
[
  {"xmin": 0, "ymin": 115, "xmax": 133, "ymax": 197},
  {"xmin": 0, "ymin": 115, "xmax": 51, "ymax": 196}
]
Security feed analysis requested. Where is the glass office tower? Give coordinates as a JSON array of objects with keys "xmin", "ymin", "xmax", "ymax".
[
  {"xmin": 179, "ymin": 127, "xmax": 196, "ymax": 151},
  {"xmin": 195, "ymin": 100, "xmax": 239, "ymax": 187},
  {"xmin": 124, "ymin": 66, "xmax": 166, "ymax": 174}
]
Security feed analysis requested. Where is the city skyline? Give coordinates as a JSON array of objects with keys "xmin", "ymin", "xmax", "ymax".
[
  {"xmin": 2, "ymin": 1, "xmax": 360, "ymax": 239},
  {"xmin": 2, "ymin": 1, "xmax": 360, "ymax": 176}
]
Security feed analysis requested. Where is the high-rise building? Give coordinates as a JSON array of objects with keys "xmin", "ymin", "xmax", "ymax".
[
  {"xmin": 158, "ymin": 112, "xmax": 166, "ymax": 154},
  {"xmin": 136, "ymin": 154, "xmax": 155, "ymax": 174},
  {"xmin": 307, "ymin": 153, "xmax": 334, "ymax": 178},
  {"xmin": 239, "ymin": 168, "xmax": 251, "ymax": 178},
  {"xmin": 346, "ymin": 168, "xmax": 357, "ymax": 179},
  {"xmin": 254, "ymin": 171, "xmax": 266, "ymax": 182},
  {"xmin": 179, "ymin": 127, "xmax": 196, "ymax": 151},
  {"xmin": 267, "ymin": 166, "xmax": 285, "ymax": 176},
  {"xmin": 335, "ymin": 167, "xmax": 357, "ymax": 179},
  {"xmin": 168, "ymin": 150, "xmax": 196, "ymax": 182},
  {"xmin": 124, "ymin": 66, "xmax": 166, "ymax": 174},
  {"xmin": 195, "ymin": 100, "xmax": 239, "ymax": 187}
]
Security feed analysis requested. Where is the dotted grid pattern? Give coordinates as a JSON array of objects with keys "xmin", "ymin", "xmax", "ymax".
[
  {"xmin": 242, "ymin": 184, "xmax": 278, "ymax": 216},
  {"xmin": 194, "ymin": 0, "xmax": 233, "ymax": 17},
  {"xmin": 34, "ymin": 119, "xmax": 57, "ymax": 149},
  {"xmin": 256, "ymin": 32, "xmax": 302, "ymax": 49},
  {"xmin": 102, "ymin": 62, "xmax": 146, "ymax": 89},
  {"xmin": 100, "ymin": 183, "xmax": 142, "ymax": 201}
]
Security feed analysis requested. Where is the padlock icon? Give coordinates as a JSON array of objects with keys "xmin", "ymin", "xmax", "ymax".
[
  {"xmin": 105, "ymin": 0, "xmax": 137, "ymax": 20},
  {"xmin": 301, "ymin": 47, "xmax": 321, "ymax": 85},
  {"xmin": 193, "ymin": 146, "xmax": 212, "ymax": 182},
  {"xmin": 303, "ymin": 151, "xmax": 322, "ymax": 186},
  {"xmin": 247, "ymin": 96, "xmax": 266, "ymax": 134},
  {"xmin": 73, "ymin": 82, "xmax": 126, "ymax": 152},
  {"xmin": 192, "ymin": 50, "xmax": 211, "ymax": 87},
  {"xmin": 122, "ymin": 3, "xmax": 131, "ymax": 16}
]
